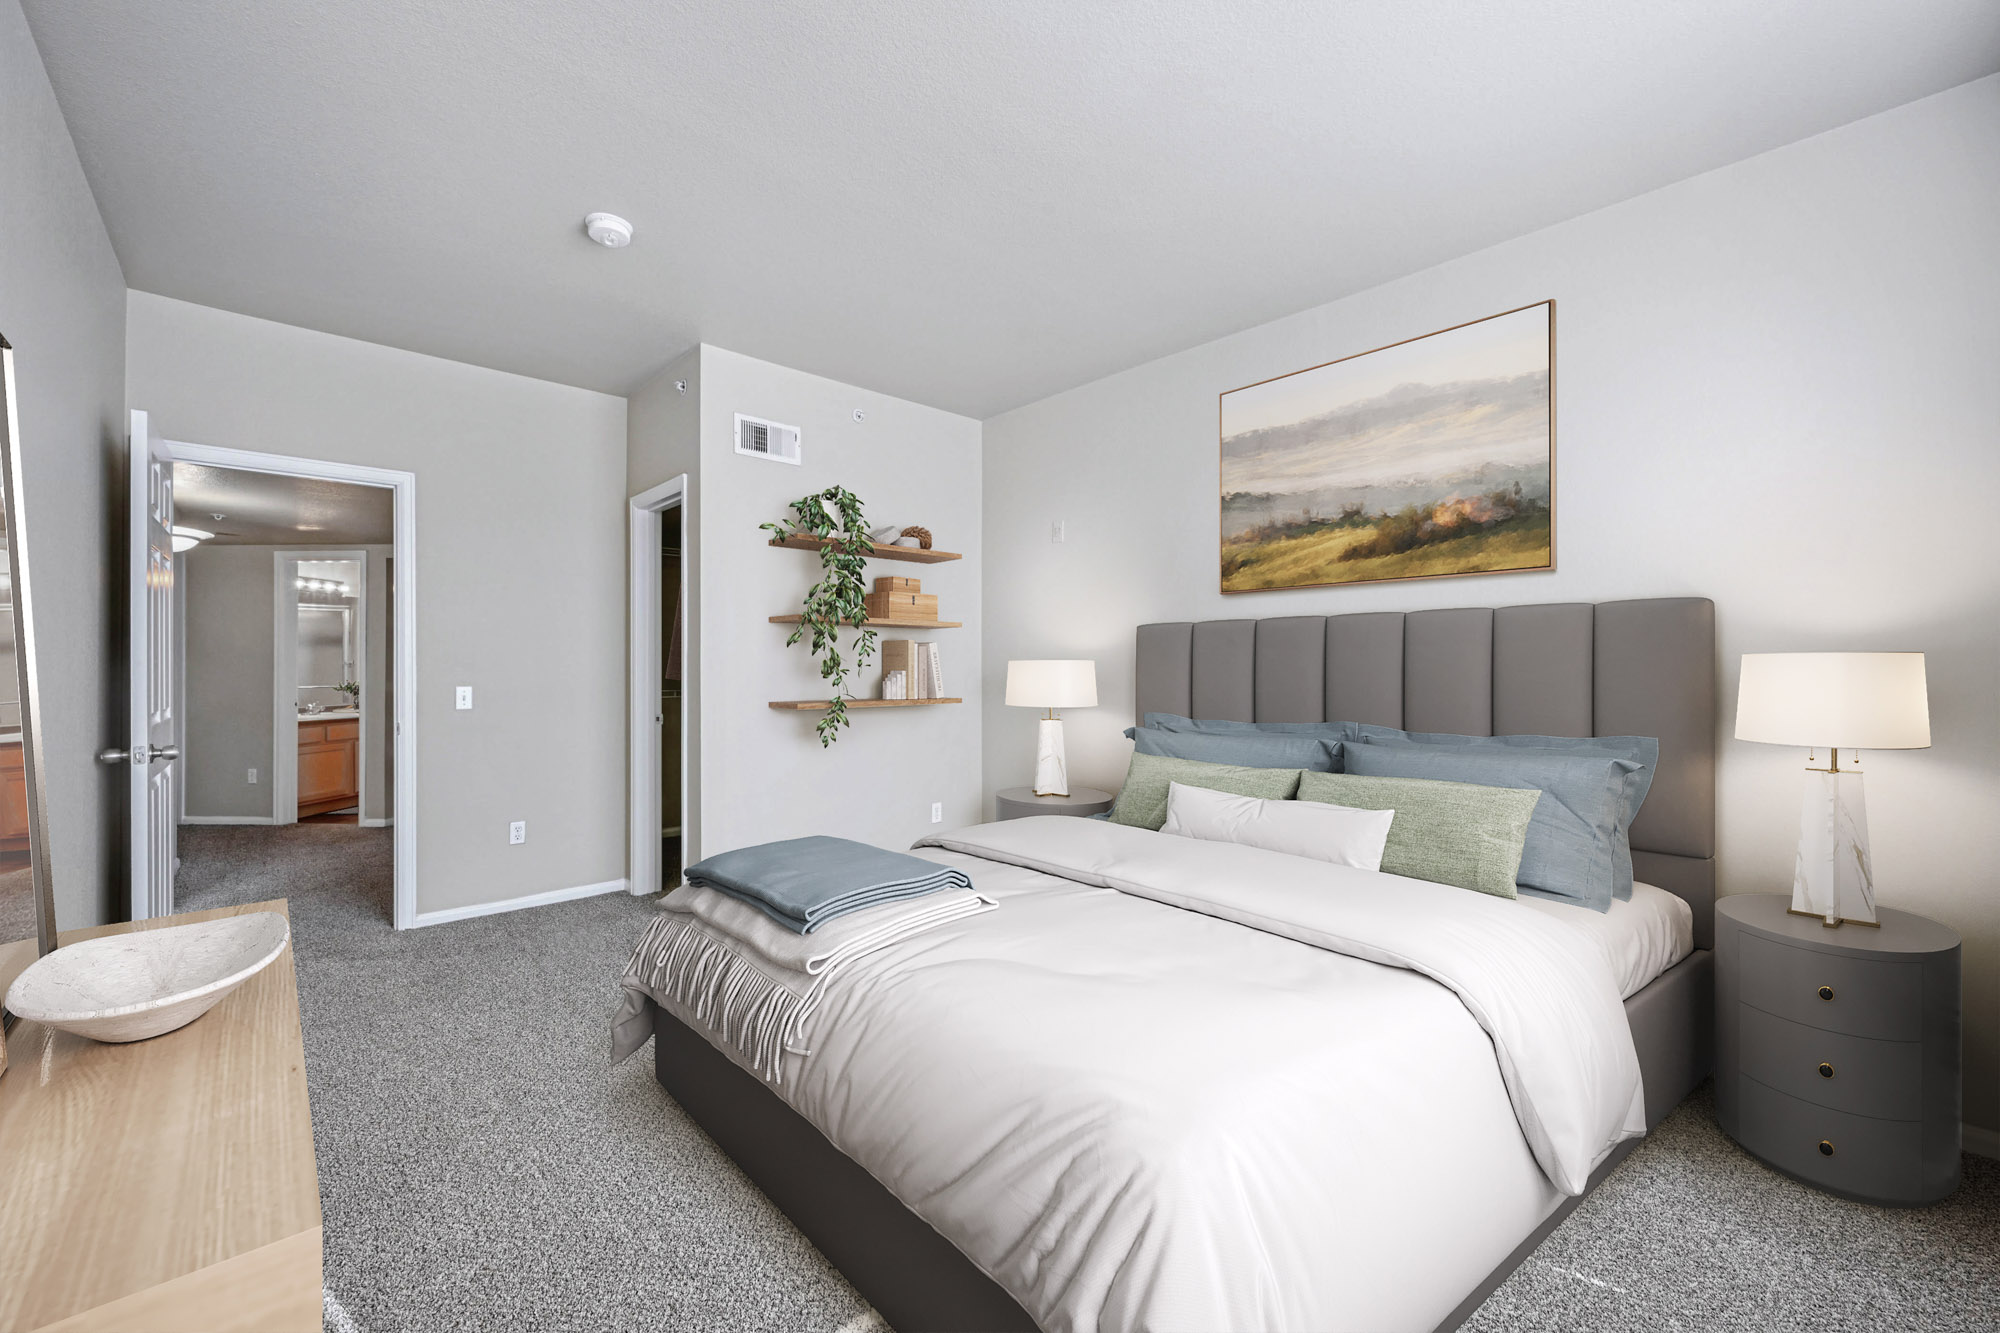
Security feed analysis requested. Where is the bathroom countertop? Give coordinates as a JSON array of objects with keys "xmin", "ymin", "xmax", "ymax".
[{"xmin": 296, "ymin": 710, "xmax": 359, "ymax": 722}]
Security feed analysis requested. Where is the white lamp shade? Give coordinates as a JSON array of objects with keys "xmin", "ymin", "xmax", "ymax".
[
  {"xmin": 1005, "ymin": 659, "xmax": 1097, "ymax": 709},
  {"xmin": 1735, "ymin": 652, "xmax": 1930, "ymax": 750}
]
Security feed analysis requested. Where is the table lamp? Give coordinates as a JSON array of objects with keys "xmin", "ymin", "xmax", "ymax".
[
  {"xmin": 1734, "ymin": 652, "xmax": 1930, "ymax": 927},
  {"xmin": 1005, "ymin": 660, "xmax": 1097, "ymax": 796}
]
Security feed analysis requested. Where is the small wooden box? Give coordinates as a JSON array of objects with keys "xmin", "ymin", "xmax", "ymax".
[
  {"xmin": 873, "ymin": 576, "xmax": 922, "ymax": 594},
  {"xmin": 866, "ymin": 591, "xmax": 939, "ymax": 621}
]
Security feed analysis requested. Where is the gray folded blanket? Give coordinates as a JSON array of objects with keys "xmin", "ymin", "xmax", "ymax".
[
  {"xmin": 612, "ymin": 880, "xmax": 996, "ymax": 1079},
  {"xmin": 685, "ymin": 835, "xmax": 973, "ymax": 934}
]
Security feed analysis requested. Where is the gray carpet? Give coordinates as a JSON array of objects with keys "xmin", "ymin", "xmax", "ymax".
[
  {"xmin": 173, "ymin": 824, "xmax": 1998, "ymax": 1333},
  {"xmin": 174, "ymin": 825, "xmax": 877, "ymax": 1333}
]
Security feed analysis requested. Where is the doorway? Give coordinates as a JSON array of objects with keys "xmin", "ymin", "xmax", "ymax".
[
  {"xmin": 276, "ymin": 553, "xmax": 369, "ymax": 826},
  {"xmin": 119, "ymin": 412, "xmax": 418, "ymax": 928},
  {"xmin": 628, "ymin": 475, "xmax": 690, "ymax": 897}
]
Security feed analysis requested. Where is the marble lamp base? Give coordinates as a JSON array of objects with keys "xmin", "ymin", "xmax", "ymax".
[
  {"xmin": 1793, "ymin": 767, "xmax": 1877, "ymax": 926},
  {"xmin": 1032, "ymin": 718, "xmax": 1070, "ymax": 797}
]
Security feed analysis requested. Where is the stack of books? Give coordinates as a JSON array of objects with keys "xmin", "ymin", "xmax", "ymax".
[{"xmin": 881, "ymin": 640, "xmax": 945, "ymax": 698}]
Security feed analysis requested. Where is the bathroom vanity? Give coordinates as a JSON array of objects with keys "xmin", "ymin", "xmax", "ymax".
[{"xmin": 297, "ymin": 713, "xmax": 359, "ymax": 818}]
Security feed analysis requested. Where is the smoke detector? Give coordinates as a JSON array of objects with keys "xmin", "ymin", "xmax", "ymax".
[{"xmin": 584, "ymin": 212, "xmax": 633, "ymax": 248}]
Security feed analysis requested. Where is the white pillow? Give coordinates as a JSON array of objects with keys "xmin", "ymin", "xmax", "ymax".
[{"xmin": 1159, "ymin": 781, "xmax": 1395, "ymax": 872}]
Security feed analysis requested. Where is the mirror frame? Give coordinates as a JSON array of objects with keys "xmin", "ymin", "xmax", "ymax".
[{"xmin": 0, "ymin": 333, "xmax": 59, "ymax": 1032}]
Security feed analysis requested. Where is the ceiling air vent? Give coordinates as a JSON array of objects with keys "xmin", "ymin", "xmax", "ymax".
[{"xmin": 734, "ymin": 413, "xmax": 801, "ymax": 465}]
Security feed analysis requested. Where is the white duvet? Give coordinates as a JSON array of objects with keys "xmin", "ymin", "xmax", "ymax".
[{"xmin": 647, "ymin": 817, "xmax": 1646, "ymax": 1333}]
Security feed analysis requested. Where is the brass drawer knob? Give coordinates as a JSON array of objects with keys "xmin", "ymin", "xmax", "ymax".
[
  {"xmin": 1817, "ymin": 985, "xmax": 1835, "ymax": 1001},
  {"xmin": 1818, "ymin": 1062, "xmax": 1835, "ymax": 1079},
  {"xmin": 1818, "ymin": 1139, "xmax": 1835, "ymax": 1157}
]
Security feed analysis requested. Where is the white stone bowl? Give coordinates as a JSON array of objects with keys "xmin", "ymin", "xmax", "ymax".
[{"xmin": 4, "ymin": 911, "xmax": 290, "ymax": 1043}]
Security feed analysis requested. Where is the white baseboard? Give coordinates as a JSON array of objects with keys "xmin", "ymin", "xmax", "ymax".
[
  {"xmin": 1964, "ymin": 1123, "xmax": 2000, "ymax": 1160},
  {"xmin": 359, "ymin": 817, "xmax": 391, "ymax": 828},
  {"xmin": 410, "ymin": 877, "xmax": 629, "ymax": 928},
  {"xmin": 179, "ymin": 815, "xmax": 276, "ymax": 826}
]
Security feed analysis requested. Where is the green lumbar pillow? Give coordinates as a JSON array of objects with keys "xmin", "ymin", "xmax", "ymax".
[
  {"xmin": 1295, "ymin": 771, "xmax": 1540, "ymax": 899},
  {"xmin": 1108, "ymin": 751, "xmax": 1304, "ymax": 831}
]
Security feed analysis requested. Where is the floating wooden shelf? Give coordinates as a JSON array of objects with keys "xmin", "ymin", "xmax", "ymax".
[
  {"xmin": 768, "ymin": 697, "xmax": 963, "ymax": 711},
  {"xmin": 768, "ymin": 614, "xmax": 963, "ymax": 629},
  {"xmin": 768, "ymin": 534, "xmax": 962, "ymax": 564}
]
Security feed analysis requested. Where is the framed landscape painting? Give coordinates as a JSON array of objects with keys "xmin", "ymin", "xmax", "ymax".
[{"xmin": 1220, "ymin": 301, "xmax": 1554, "ymax": 592}]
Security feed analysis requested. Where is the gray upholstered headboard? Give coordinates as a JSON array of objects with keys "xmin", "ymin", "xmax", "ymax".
[{"xmin": 1134, "ymin": 598, "xmax": 1717, "ymax": 949}]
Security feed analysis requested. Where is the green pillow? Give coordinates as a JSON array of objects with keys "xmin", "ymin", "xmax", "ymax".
[
  {"xmin": 1108, "ymin": 752, "xmax": 1303, "ymax": 830},
  {"xmin": 1295, "ymin": 771, "xmax": 1540, "ymax": 899}
]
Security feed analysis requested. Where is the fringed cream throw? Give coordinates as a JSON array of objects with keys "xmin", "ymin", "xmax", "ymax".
[{"xmin": 611, "ymin": 880, "xmax": 995, "ymax": 1081}]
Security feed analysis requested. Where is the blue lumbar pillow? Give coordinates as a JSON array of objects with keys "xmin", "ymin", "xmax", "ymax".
[{"xmin": 1125, "ymin": 724, "xmax": 1341, "ymax": 772}]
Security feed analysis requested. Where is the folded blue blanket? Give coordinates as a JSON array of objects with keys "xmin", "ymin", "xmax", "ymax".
[{"xmin": 684, "ymin": 835, "xmax": 972, "ymax": 934}]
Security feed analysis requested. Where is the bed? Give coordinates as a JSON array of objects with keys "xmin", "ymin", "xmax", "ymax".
[{"xmin": 641, "ymin": 596, "xmax": 1716, "ymax": 1332}]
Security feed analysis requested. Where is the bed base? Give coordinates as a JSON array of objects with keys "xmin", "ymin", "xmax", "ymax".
[{"xmin": 650, "ymin": 947, "xmax": 1712, "ymax": 1333}]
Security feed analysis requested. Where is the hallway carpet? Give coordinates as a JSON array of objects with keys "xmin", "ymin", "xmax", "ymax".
[{"xmin": 172, "ymin": 825, "xmax": 1999, "ymax": 1333}]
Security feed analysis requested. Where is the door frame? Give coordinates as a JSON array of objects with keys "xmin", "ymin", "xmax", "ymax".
[
  {"xmin": 272, "ymin": 548, "xmax": 370, "ymax": 829},
  {"xmin": 165, "ymin": 439, "xmax": 419, "ymax": 930},
  {"xmin": 628, "ymin": 474, "xmax": 690, "ymax": 897}
]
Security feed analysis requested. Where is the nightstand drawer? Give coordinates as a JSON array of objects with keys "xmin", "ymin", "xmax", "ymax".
[
  {"xmin": 1734, "ymin": 1075, "xmax": 1922, "ymax": 1202},
  {"xmin": 1738, "ymin": 1004, "xmax": 1922, "ymax": 1120},
  {"xmin": 1740, "ymin": 933, "xmax": 1921, "ymax": 1040}
]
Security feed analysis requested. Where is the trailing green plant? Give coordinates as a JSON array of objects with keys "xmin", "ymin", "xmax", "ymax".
[{"xmin": 761, "ymin": 487, "xmax": 878, "ymax": 746}]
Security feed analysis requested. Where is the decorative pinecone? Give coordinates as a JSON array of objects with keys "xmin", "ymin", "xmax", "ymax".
[{"xmin": 900, "ymin": 525, "xmax": 933, "ymax": 550}]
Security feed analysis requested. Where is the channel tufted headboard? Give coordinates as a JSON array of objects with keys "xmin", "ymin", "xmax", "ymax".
[{"xmin": 1134, "ymin": 597, "xmax": 1717, "ymax": 948}]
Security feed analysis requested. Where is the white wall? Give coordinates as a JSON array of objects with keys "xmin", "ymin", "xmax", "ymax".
[
  {"xmin": 675, "ymin": 344, "xmax": 983, "ymax": 858},
  {"xmin": 127, "ymin": 293, "xmax": 630, "ymax": 915},
  {"xmin": 0, "ymin": 0, "xmax": 127, "ymax": 931},
  {"xmin": 981, "ymin": 76, "xmax": 2000, "ymax": 1132}
]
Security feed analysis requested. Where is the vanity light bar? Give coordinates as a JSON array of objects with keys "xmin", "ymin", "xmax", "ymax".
[{"xmin": 293, "ymin": 578, "xmax": 351, "ymax": 594}]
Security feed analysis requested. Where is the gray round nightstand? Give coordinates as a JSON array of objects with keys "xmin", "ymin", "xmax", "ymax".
[
  {"xmin": 1715, "ymin": 893, "xmax": 1961, "ymax": 1206},
  {"xmin": 994, "ymin": 786, "xmax": 1113, "ymax": 821}
]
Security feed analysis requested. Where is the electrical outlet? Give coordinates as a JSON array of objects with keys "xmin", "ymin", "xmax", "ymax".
[
  {"xmin": 509, "ymin": 820, "xmax": 526, "ymax": 845},
  {"xmin": 930, "ymin": 802, "xmax": 943, "ymax": 823},
  {"xmin": 247, "ymin": 767, "xmax": 258, "ymax": 785},
  {"xmin": 456, "ymin": 686, "xmax": 474, "ymax": 710},
  {"xmin": 1051, "ymin": 519, "xmax": 1065, "ymax": 544}
]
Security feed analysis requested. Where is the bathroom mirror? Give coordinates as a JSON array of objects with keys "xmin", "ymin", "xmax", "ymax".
[
  {"xmin": 0, "ymin": 334, "xmax": 59, "ymax": 1032},
  {"xmin": 296, "ymin": 559, "xmax": 360, "ymax": 714}
]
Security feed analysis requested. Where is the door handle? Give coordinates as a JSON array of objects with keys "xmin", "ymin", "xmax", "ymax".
[{"xmin": 97, "ymin": 744, "xmax": 181, "ymax": 765}]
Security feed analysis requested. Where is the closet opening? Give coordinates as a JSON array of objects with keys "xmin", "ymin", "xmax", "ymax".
[
  {"xmin": 660, "ymin": 504, "xmax": 683, "ymax": 887},
  {"xmin": 628, "ymin": 474, "xmax": 690, "ymax": 898}
]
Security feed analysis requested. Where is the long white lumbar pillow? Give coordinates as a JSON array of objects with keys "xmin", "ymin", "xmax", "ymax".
[{"xmin": 1159, "ymin": 780, "xmax": 1395, "ymax": 872}]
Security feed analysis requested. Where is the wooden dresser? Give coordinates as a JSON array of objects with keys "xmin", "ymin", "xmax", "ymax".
[
  {"xmin": 0, "ymin": 739, "xmax": 29, "ymax": 853},
  {"xmin": 0, "ymin": 900, "xmax": 322, "ymax": 1332}
]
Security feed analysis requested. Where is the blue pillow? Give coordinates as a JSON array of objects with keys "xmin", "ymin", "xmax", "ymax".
[
  {"xmin": 1142, "ymin": 712, "xmax": 1358, "ymax": 740},
  {"xmin": 1341, "ymin": 743, "xmax": 1637, "ymax": 912},
  {"xmin": 1124, "ymin": 725, "xmax": 1341, "ymax": 772}
]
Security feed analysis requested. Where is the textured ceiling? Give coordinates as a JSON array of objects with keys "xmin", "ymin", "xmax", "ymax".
[
  {"xmin": 24, "ymin": 1, "xmax": 2000, "ymax": 417},
  {"xmin": 172, "ymin": 465, "xmax": 392, "ymax": 546}
]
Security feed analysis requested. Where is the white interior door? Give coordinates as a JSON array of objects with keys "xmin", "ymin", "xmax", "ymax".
[{"xmin": 123, "ymin": 409, "xmax": 179, "ymax": 919}]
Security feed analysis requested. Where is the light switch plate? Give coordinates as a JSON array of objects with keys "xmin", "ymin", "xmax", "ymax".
[{"xmin": 456, "ymin": 686, "xmax": 473, "ymax": 710}]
